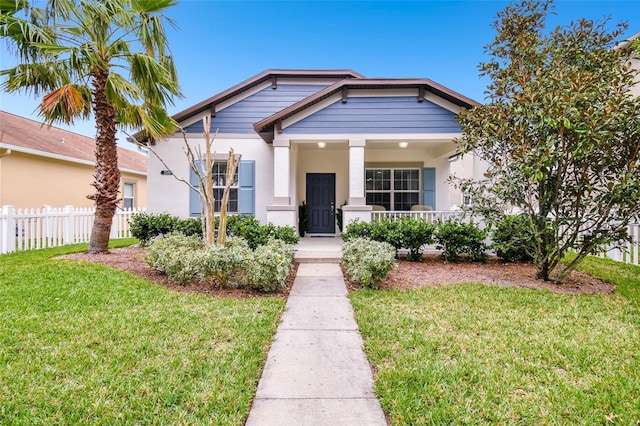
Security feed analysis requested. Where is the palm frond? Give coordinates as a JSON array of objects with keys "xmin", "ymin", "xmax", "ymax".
[
  {"xmin": 105, "ymin": 71, "xmax": 141, "ymax": 107},
  {"xmin": 29, "ymin": 41, "xmax": 73, "ymax": 55},
  {"xmin": 131, "ymin": 0, "xmax": 178, "ymax": 15},
  {"xmin": 128, "ymin": 52, "xmax": 181, "ymax": 105},
  {"xmin": 0, "ymin": 11, "xmax": 57, "ymax": 60},
  {"xmin": 1, "ymin": 61, "xmax": 71, "ymax": 96},
  {"xmin": 40, "ymin": 83, "xmax": 91, "ymax": 123},
  {"xmin": 45, "ymin": 0, "xmax": 76, "ymax": 22},
  {"xmin": 0, "ymin": 0, "xmax": 25, "ymax": 15},
  {"xmin": 117, "ymin": 104, "xmax": 178, "ymax": 139}
]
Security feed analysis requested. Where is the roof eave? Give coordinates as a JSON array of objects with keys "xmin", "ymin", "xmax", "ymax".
[
  {"xmin": 131, "ymin": 69, "xmax": 365, "ymax": 143},
  {"xmin": 253, "ymin": 78, "xmax": 481, "ymax": 139},
  {"xmin": 172, "ymin": 69, "xmax": 364, "ymax": 124}
]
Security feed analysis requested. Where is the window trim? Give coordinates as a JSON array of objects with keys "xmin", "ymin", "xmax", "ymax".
[
  {"xmin": 123, "ymin": 182, "xmax": 135, "ymax": 210},
  {"xmin": 212, "ymin": 160, "xmax": 239, "ymax": 213},
  {"xmin": 365, "ymin": 167, "xmax": 421, "ymax": 211}
]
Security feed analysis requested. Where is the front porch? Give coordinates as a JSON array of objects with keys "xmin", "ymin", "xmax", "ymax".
[{"xmin": 266, "ymin": 136, "xmax": 469, "ymax": 234}]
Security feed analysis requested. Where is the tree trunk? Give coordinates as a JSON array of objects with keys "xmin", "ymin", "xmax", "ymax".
[
  {"xmin": 88, "ymin": 68, "xmax": 120, "ymax": 253},
  {"xmin": 217, "ymin": 150, "xmax": 239, "ymax": 246}
]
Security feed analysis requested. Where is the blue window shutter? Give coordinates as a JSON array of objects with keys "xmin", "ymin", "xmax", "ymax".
[
  {"xmin": 422, "ymin": 168, "xmax": 436, "ymax": 210},
  {"xmin": 189, "ymin": 161, "xmax": 203, "ymax": 216},
  {"xmin": 238, "ymin": 160, "xmax": 255, "ymax": 216}
]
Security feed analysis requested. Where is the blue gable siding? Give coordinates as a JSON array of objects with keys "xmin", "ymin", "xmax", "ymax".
[
  {"xmin": 184, "ymin": 84, "xmax": 329, "ymax": 134},
  {"xmin": 283, "ymin": 97, "xmax": 461, "ymax": 134}
]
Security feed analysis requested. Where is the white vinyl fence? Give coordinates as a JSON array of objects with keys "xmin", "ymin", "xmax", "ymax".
[
  {"xmin": 592, "ymin": 223, "xmax": 640, "ymax": 266},
  {"xmin": 0, "ymin": 205, "xmax": 144, "ymax": 254}
]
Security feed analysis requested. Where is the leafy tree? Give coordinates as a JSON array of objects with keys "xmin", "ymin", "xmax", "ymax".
[
  {"xmin": 455, "ymin": 0, "xmax": 640, "ymax": 281},
  {"xmin": 0, "ymin": 0, "xmax": 181, "ymax": 253}
]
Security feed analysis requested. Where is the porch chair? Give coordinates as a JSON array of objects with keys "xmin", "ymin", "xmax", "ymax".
[{"xmin": 410, "ymin": 204, "xmax": 433, "ymax": 211}]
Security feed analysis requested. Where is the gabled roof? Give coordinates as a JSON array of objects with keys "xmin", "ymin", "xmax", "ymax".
[
  {"xmin": 0, "ymin": 110, "xmax": 146, "ymax": 174},
  {"xmin": 172, "ymin": 69, "xmax": 364, "ymax": 124},
  {"xmin": 253, "ymin": 78, "xmax": 481, "ymax": 141}
]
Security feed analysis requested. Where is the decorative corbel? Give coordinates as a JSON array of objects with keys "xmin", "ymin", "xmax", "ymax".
[
  {"xmin": 342, "ymin": 86, "xmax": 348, "ymax": 103},
  {"xmin": 418, "ymin": 86, "xmax": 425, "ymax": 102}
]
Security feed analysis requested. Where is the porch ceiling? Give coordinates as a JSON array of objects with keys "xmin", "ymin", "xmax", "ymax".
[{"xmin": 292, "ymin": 139, "xmax": 455, "ymax": 151}]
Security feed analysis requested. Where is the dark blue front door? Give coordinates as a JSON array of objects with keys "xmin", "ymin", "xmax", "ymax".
[{"xmin": 306, "ymin": 173, "xmax": 335, "ymax": 234}]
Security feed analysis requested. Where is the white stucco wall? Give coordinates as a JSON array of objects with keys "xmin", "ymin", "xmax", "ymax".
[
  {"xmin": 630, "ymin": 56, "xmax": 640, "ymax": 98},
  {"xmin": 147, "ymin": 134, "xmax": 273, "ymax": 223}
]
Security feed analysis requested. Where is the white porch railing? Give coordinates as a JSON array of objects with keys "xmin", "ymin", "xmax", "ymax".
[
  {"xmin": 0, "ymin": 205, "xmax": 145, "ymax": 254},
  {"xmin": 371, "ymin": 211, "xmax": 640, "ymax": 267},
  {"xmin": 371, "ymin": 210, "xmax": 463, "ymax": 222}
]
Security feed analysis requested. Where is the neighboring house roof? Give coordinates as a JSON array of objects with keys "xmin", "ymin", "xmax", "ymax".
[{"xmin": 0, "ymin": 110, "xmax": 147, "ymax": 174}]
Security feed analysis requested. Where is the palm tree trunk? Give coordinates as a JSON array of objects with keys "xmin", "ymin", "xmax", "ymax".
[{"xmin": 88, "ymin": 68, "xmax": 120, "ymax": 253}]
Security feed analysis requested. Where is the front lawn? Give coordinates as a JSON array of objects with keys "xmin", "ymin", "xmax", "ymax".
[
  {"xmin": 0, "ymin": 240, "xmax": 285, "ymax": 424},
  {"xmin": 350, "ymin": 257, "xmax": 640, "ymax": 424}
]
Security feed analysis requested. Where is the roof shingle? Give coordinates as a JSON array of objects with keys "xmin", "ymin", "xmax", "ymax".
[{"xmin": 0, "ymin": 110, "xmax": 146, "ymax": 173}]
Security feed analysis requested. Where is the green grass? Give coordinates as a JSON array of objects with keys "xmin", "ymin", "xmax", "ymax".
[
  {"xmin": 0, "ymin": 240, "xmax": 285, "ymax": 425},
  {"xmin": 350, "ymin": 257, "xmax": 640, "ymax": 425}
]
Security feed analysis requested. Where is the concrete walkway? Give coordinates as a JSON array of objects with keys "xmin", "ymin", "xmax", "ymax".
[{"xmin": 245, "ymin": 263, "xmax": 387, "ymax": 426}]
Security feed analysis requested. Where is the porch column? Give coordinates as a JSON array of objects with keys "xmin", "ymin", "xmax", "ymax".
[
  {"xmin": 348, "ymin": 138, "xmax": 366, "ymax": 205},
  {"xmin": 343, "ymin": 138, "xmax": 372, "ymax": 226},
  {"xmin": 266, "ymin": 138, "xmax": 296, "ymax": 227}
]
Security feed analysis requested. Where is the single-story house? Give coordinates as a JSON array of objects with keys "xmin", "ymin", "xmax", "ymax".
[
  {"xmin": 0, "ymin": 110, "xmax": 147, "ymax": 209},
  {"xmin": 141, "ymin": 69, "xmax": 483, "ymax": 234}
]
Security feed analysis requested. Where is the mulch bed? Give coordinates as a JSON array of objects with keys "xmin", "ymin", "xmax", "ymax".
[{"xmin": 60, "ymin": 247, "xmax": 615, "ymax": 298}]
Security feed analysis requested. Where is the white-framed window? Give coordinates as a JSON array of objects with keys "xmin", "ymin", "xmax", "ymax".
[
  {"xmin": 462, "ymin": 191, "xmax": 471, "ymax": 206},
  {"xmin": 365, "ymin": 168, "xmax": 420, "ymax": 211},
  {"xmin": 212, "ymin": 161, "xmax": 238, "ymax": 213},
  {"xmin": 123, "ymin": 182, "xmax": 135, "ymax": 209}
]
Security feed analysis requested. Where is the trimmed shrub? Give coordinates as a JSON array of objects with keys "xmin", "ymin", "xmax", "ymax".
[
  {"xmin": 145, "ymin": 234, "xmax": 295, "ymax": 292},
  {"xmin": 399, "ymin": 216, "xmax": 436, "ymax": 261},
  {"xmin": 370, "ymin": 218, "xmax": 404, "ymax": 256},
  {"xmin": 199, "ymin": 238, "xmax": 252, "ymax": 287},
  {"xmin": 492, "ymin": 214, "xmax": 535, "ymax": 262},
  {"xmin": 342, "ymin": 237, "xmax": 396, "ymax": 289},
  {"xmin": 145, "ymin": 233, "xmax": 205, "ymax": 284},
  {"xmin": 227, "ymin": 215, "xmax": 299, "ymax": 249},
  {"xmin": 343, "ymin": 217, "xmax": 435, "ymax": 261},
  {"xmin": 435, "ymin": 219, "xmax": 488, "ymax": 262},
  {"xmin": 271, "ymin": 224, "xmax": 300, "ymax": 246},
  {"xmin": 342, "ymin": 219, "xmax": 372, "ymax": 241},
  {"xmin": 129, "ymin": 212, "xmax": 179, "ymax": 245},
  {"xmin": 245, "ymin": 239, "xmax": 296, "ymax": 292},
  {"xmin": 175, "ymin": 217, "xmax": 203, "ymax": 238}
]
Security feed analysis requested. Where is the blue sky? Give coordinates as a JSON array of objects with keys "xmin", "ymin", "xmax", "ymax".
[{"xmin": 1, "ymin": 0, "xmax": 638, "ymax": 146}]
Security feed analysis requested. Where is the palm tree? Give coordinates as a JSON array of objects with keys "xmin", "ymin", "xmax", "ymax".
[{"xmin": 1, "ymin": 0, "xmax": 181, "ymax": 253}]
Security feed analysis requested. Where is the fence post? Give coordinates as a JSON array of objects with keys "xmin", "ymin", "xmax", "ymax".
[
  {"xmin": 63, "ymin": 205, "xmax": 74, "ymax": 245},
  {"xmin": 1, "ymin": 205, "xmax": 16, "ymax": 254},
  {"xmin": 110, "ymin": 209, "xmax": 120, "ymax": 240}
]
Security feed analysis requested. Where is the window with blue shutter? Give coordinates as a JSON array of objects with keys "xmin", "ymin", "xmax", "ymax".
[
  {"xmin": 189, "ymin": 160, "xmax": 254, "ymax": 216},
  {"xmin": 189, "ymin": 161, "xmax": 204, "ymax": 216},
  {"xmin": 238, "ymin": 160, "xmax": 255, "ymax": 216},
  {"xmin": 422, "ymin": 167, "xmax": 436, "ymax": 210}
]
